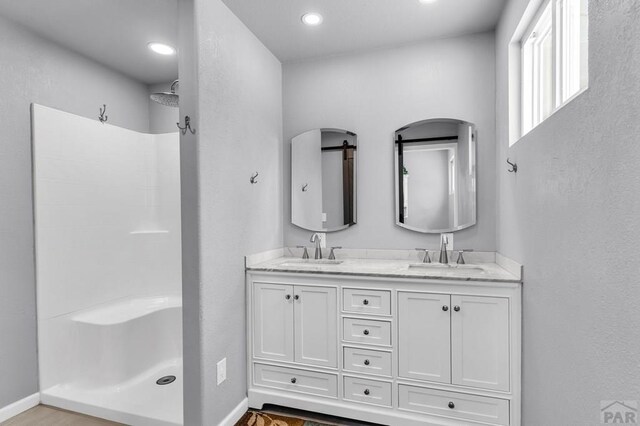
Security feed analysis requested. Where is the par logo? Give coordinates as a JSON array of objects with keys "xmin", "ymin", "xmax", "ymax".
[{"xmin": 601, "ymin": 401, "xmax": 637, "ymax": 424}]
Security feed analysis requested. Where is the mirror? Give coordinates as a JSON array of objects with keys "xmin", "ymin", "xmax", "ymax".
[
  {"xmin": 291, "ymin": 128, "xmax": 357, "ymax": 232},
  {"xmin": 395, "ymin": 118, "xmax": 476, "ymax": 233}
]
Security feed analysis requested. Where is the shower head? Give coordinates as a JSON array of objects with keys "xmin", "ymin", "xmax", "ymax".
[{"xmin": 150, "ymin": 80, "xmax": 179, "ymax": 108}]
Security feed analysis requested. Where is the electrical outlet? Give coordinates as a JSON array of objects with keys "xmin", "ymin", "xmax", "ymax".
[
  {"xmin": 442, "ymin": 233, "xmax": 454, "ymax": 250},
  {"xmin": 217, "ymin": 358, "xmax": 226, "ymax": 385}
]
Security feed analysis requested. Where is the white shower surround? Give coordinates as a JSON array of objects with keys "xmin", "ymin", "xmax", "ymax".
[{"xmin": 31, "ymin": 104, "xmax": 183, "ymax": 425}]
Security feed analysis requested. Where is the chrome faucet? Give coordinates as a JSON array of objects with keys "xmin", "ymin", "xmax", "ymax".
[
  {"xmin": 310, "ymin": 233, "xmax": 323, "ymax": 259},
  {"xmin": 439, "ymin": 234, "xmax": 449, "ymax": 264}
]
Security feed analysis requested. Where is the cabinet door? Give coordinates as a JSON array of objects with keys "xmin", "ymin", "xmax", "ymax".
[
  {"xmin": 253, "ymin": 283, "xmax": 294, "ymax": 362},
  {"xmin": 451, "ymin": 295, "xmax": 510, "ymax": 391},
  {"xmin": 398, "ymin": 292, "xmax": 451, "ymax": 383},
  {"xmin": 294, "ymin": 286, "xmax": 337, "ymax": 368}
]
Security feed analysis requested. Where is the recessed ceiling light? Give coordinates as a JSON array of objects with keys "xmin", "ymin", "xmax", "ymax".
[
  {"xmin": 147, "ymin": 42, "xmax": 176, "ymax": 56},
  {"xmin": 418, "ymin": 0, "xmax": 438, "ymax": 4},
  {"xmin": 301, "ymin": 13, "xmax": 323, "ymax": 26}
]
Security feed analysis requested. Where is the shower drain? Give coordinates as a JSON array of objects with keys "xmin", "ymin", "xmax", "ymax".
[{"xmin": 156, "ymin": 375, "xmax": 176, "ymax": 385}]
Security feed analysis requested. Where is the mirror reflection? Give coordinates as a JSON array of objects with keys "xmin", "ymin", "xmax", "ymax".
[
  {"xmin": 395, "ymin": 119, "xmax": 476, "ymax": 233},
  {"xmin": 291, "ymin": 128, "xmax": 357, "ymax": 232}
]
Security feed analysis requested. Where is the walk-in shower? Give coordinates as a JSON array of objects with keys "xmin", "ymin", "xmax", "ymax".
[{"xmin": 31, "ymin": 104, "xmax": 183, "ymax": 425}]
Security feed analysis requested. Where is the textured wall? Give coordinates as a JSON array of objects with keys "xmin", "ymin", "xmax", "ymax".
[
  {"xmin": 496, "ymin": 1, "xmax": 640, "ymax": 424},
  {"xmin": 282, "ymin": 32, "xmax": 496, "ymax": 251},
  {"xmin": 186, "ymin": 0, "xmax": 283, "ymax": 423},
  {"xmin": 0, "ymin": 15, "xmax": 150, "ymax": 408}
]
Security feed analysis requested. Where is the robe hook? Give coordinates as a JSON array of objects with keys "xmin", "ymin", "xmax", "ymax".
[
  {"xmin": 99, "ymin": 104, "xmax": 108, "ymax": 123},
  {"xmin": 507, "ymin": 158, "xmax": 518, "ymax": 173},
  {"xmin": 177, "ymin": 116, "xmax": 196, "ymax": 135}
]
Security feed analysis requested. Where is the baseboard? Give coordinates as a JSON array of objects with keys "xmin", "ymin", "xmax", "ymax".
[
  {"xmin": 0, "ymin": 393, "xmax": 40, "ymax": 423},
  {"xmin": 219, "ymin": 397, "xmax": 248, "ymax": 426}
]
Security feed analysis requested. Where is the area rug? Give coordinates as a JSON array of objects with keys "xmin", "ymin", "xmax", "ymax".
[{"xmin": 235, "ymin": 410, "xmax": 336, "ymax": 426}]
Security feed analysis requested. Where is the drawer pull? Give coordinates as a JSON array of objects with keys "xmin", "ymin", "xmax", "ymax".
[
  {"xmin": 285, "ymin": 294, "xmax": 291, "ymax": 300},
  {"xmin": 454, "ymin": 305, "xmax": 460, "ymax": 312},
  {"xmin": 448, "ymin": 401, "xmax": 455, "ymax": 409},
  {"xmin": 363, "ymin": 299, "xmax": 369, "ymax": 305},
  {"xmin": 364, "ymin": 359, "xmax": 370, "ymax": 366},
  {"xmin": 442, "ymin": 305, "xmax": 449, "ymax": 311},
  {"xmin": 364, "ymin": 389, "xmax": 370, "ymax": 396},
  {"xmin": 363, "ymin": 329, "xmax": 370, "ymax": 336},
  {"xmin": 290, "ymin": 377, "xmax": 297, "ymax": 384}
]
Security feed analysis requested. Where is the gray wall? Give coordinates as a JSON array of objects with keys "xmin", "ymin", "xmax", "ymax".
[
  {"xmin": 283, "ymin": 32, "xmax": 496, "ymax": 251},
  {"xmin": 177, "ymin": 0, "xmax": 201, "ymax": 424},
  {"xmin": 149, "ymin": 81, "xmax": 180, "ymax": 134},
  {"xmin": 0, "ymin": 14, "xmax": 152, "ymax": 408},
  {"xmin": 496, "ymin": 1, "xmax": 640, "ymax": 424},
  {"xmin": 184, "ymin": 0, "xmax": 283, "ymax": 424}
]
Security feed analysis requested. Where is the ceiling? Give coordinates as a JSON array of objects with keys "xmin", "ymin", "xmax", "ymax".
[
  {"xmin": 222, "ymin": 0, "xmax": 507, "ymax": 62},
  {"xmin": 0, "ymin": 0, "xmax": 178, "ymax": 85}
]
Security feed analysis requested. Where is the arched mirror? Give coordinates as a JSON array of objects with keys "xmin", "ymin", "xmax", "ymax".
[
  {"xmin": 394, "ymin": 118, "xmax": 476, "ymax": 233},
  {"xmin": 291, "ymin": 128, "xmax": 357, "ymax": 232}
]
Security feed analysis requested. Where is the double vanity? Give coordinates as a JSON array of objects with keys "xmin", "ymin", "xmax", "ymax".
[
  {"xmin": 245, "ymin": 118, "xmax": 521, "ymax": 425},
  {"xmin": 245, "ymin": 250, "xmax": 522, "ymax": 426}
]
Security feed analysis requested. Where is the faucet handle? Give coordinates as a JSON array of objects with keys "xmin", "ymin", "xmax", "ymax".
[
  {"xmin": 456, "ymin": 249, "xmax": 473, "ymax": 264},
  {"xmin": 415, "ymin": 248, "xmax": 431, "ymax": 263},
  {"xmin": 297, "ymin": 245, "xmax": 309, "ymax": 259},
  {"xmin": 328, "ymin": 246, "xmax": 342, "ymax": 260}
]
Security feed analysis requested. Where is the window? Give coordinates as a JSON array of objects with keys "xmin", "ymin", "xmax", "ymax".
[{"xmin": 521, "ymin": 0, "xmax": 588, "ymax": 135}]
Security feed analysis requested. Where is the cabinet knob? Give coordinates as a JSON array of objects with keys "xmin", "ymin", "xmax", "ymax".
[
  {"xmin": 291, "ymin": 377, "xmax": 297, "ymax": 384},
  {"xmin": 364, "ymin": 389, "xmax": 370, "ymax": 396},
  {"xmin": 363, "ymin": 329, "xmax": 370, "ymax": 336},
  {"xmin": 454, "ymin": 305, "xmax": 460, "ymax": 312},
  {"xmin": 363, "ymin": 299, "xmax": 369, "ymax": 306},
  {"xmin": 442, "ymin": 305, "xmax": 449, "ymax": 311},
  {"xmin": 364, "ymin": 359, "xmax": 370, "ymax": 366},
  {"xmin": 294, "ymin": 295, "xmax": 300, "ymax": 301},
  {"xmin": 285, "ymin": 294, "xmax": 291, "ymax": 300},
  {"xmin": 448, "ymin": 401, "xmax": 455, "ymax": 409}
]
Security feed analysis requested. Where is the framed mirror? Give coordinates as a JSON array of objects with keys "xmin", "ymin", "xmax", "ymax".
[
  {"xmin": 291, "ymin": 128, "xmax": 357, "ymax": 232},
  {"xmin": 394, "ymin": 118, "xmax": 476, "ymax": 233}
]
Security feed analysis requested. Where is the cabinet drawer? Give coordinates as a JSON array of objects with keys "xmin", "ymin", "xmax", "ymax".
[
  {"xmin": 343, "ymin": 288, "xmax": 391, "ymax": 316},
  {"xmin": 398, "ymin": 384, "xmax": 510, "ymax": 425},
  {"xmin": 343, "ymin": 346, "xmax": 392, "ymax": 377},
  {"xmin": 254, "ymin": 363, "xmax": 337, "ymax": 398},
  {"xmin": 343, "ymin": 318, "xmax": 391, "ymax": 346},
  {"xmin": 343, "ymin": 376, "xmax": 392, "ymax": 407}
]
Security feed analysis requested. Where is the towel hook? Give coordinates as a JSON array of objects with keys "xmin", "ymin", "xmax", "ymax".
[
  {"xmin": 177, "ymin": 116, "xmax": 196, "ymax": 135},
  {"xmin": 250, "ymin": 172, "xmax": 259, "ymax": 184},
  {"xmin": 302, "ymin": 183, "xmax": 308, "ymax": 192},
  {"xmin": 506, "ymin": 158, "xmax": 518, "ymax": 173},
  {"xmin": 99, "ymin": 104, "xmax": 108, "ymax": 123}
]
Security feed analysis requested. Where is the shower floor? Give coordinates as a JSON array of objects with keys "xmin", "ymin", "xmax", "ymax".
[{"xmin": 40, "ymin": 358, "xmax": 183, "ymax": 426}]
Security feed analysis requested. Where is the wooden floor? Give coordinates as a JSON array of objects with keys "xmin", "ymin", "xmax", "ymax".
[{"xmin": 1, "ymin": 405, "xmax": 123, "ymax": 426}]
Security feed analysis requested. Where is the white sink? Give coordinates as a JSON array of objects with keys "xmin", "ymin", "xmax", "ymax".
[
  {"xmin": 408, "ymin": 263, "xmax": 485, "ymax": 273},
  {"xmin": 280, "ymin": 259, "xmax": 344, "ymax": 267}
]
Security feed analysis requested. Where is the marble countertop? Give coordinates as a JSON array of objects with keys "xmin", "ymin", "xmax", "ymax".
[{"xmin": 246, "ymin": 249, "xmax": 522, "ymax": 283}]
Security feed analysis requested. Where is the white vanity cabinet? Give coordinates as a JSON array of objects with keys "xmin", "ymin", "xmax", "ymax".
[
  {"xmin": 253, "ymin": 282, "xmax": 338, "ymax": 368},
  {"xmin": 247, "ymin": 271, "xmax": 521, "ymax": 426}
]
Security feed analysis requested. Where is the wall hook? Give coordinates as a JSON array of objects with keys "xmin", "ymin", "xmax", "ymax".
[
  {"xmin": 506, "ymin": 158, "xmax": 518, "ymax": 173},
  {"xmin": 302, "ymin": 183, "xmax": 308, "ymax": 192},
  {"xmin": 250, "ymin": 172, "xmax": 259, "ymax": 184},
  {"xmin": 177, "ymin": 116, "xmax": 196, "ymax": 135},
  {"xmin": 99, "ymin": 104, "xmax": 108, "ymax": 123}
]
